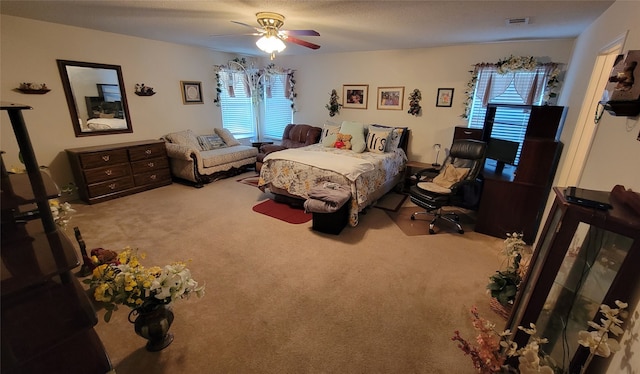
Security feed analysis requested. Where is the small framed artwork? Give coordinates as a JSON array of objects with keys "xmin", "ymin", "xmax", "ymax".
[
  {"xmin": 436, "ymin": 88, "xmax": 454, "ymax": 107},
  {"xmin": 377, "ymin": 86, "xmax": 404, "ymax": 110},
  {"xmin": 181, "ymin": 81, "xmax": 203, "ymax": 104},
  {"xmin": 343, "ymin": 84, "xmax": 369, "ymax": 109}
]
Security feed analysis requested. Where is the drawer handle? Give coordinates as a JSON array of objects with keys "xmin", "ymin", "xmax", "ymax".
[
  {"xmin": 105, "ymin": 169, "xmax": 113, "ymax": 176},
  {"xmin": 102, "ymin": 155, "xmax": 110, "ymax": 162},
  {"xmin": 464, "ymin": 131, "xmax": 472, "ymax": 135},
  {"xmin": 145, "ymin": 149, "xmax": 152, "ymax": 155},
  {"xmin": 147, "ymin": 162, "xmax": 155, "ymax": 167},
  {"xmin": 108, "ymin": 183, "xmax": 117, "ymax": 190},
  {"xmin": 150, "ymin": 174, "xmax": 157, "ymax": 180}
]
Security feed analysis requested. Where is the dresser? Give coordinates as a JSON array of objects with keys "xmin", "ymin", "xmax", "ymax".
[{"xmin": 66, "ymin": 139, "xmax": 171, "ymax": 204}]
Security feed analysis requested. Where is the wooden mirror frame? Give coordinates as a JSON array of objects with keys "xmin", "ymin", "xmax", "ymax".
[{"xmin": 57, "ymin": 59, "xmax": 133, "ymax": 137}]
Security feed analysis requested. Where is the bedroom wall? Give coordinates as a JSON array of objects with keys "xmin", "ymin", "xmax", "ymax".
[
  {"xmin": 0, "ymin": 15, "xmax": 236, "ymax": 187},
  {"xmin": 1, "ymin": 14, "xmax": 576, "ymax": 188},
  {"xmin": 560, "ymin": 0, "xmax": 640, "ymax": 192},
  {"xmin": 271, "ymin": 40, "xmax": 575, "ymax": 163}
]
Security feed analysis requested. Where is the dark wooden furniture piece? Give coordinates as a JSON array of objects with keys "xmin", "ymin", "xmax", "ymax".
[
  {"xmin": 1, "ymin": 102, "xmax": 112, "ymax": 374},
  {"xmin": 66, "ymin": 139, "xmax": 172, "ymax": 204},
  {"xmin": 474, "ymin": 104, "xmax": 567, "ymax": 243},
  {"xmin": 453, "ymin": 126, "xmax": 483, "ymax": 141},
  {"xmin": 505, "ymin": 187, "xmax": 640, "ymax": 374}
]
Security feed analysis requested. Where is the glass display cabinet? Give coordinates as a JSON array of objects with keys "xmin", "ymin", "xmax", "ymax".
[{"xmin": 505, "ymin": 187, "xmax": 640, "ymax": 373}]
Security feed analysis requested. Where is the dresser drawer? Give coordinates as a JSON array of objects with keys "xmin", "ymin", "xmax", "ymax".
[
  {"xmin": 129, "ymin": 143, "xmax": 167, "ymax": 161},
  {"xmin": 134, "ymin": 168, "xmax": 171, "ymax": 187},
  {"xmin": 87, "ymin": 177, "xmax": 135, "ymax": 198},
  {"xmin": 79, "ymin": 149, "xmax": 129, "ymax": 169},
  {"xmin": 130, "ymin": 157, "xmax": 169, "ymax": 174},
  {"xmin": 83, "ymin": 164, "xmax": 132, "ymax": 184}
]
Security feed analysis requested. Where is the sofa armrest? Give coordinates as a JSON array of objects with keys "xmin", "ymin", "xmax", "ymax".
[{"xmin": 165, "ymin": 142, "xmax": 200, "ymax": 161}]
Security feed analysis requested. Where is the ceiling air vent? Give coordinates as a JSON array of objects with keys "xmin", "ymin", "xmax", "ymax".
[{"xmin": 505, "ymin": 17, "xmax": 530, "ymax": 26}]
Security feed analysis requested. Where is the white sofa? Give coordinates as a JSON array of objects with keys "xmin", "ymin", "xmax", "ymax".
[{"xmin": 163, "ymin": 128, "xmax": 257, "ymax": 187}]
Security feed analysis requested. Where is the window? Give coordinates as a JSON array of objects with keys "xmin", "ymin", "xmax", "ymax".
[
  {"xmin": 467, "ymin": 64, "xmax": 557, "ymax": 164},
  {"xmin": 219, "ymin": 71, "xmax": 256, "ymax": 139},
  {"xmin": 262, "ymin": 73, "xmax": 293, "ymax": 140},
  {"xmin": 218, "ymin": 69, "xmax": 293, "ymax": 141}
]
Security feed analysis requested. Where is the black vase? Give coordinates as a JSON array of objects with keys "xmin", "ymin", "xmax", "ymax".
[{"xmin": 128, "ymin": 302, "xmax": 174, "ymax": 351}]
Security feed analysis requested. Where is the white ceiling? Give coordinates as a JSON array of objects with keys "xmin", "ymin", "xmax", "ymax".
[{"xmin": 0, "ymin": 0, "xmax": 615, "ymax": 57}]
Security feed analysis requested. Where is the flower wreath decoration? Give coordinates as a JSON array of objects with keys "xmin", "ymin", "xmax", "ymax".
[
  {"xmin": 325, "ymin": 89, "xmax": 342, "ymax": 117},
  {"xmin": 461, "ymin": 55, "xmax": 561, "ymax": 119},
  {"xmin": 407, "ymin": 89, "xmax": 422, "ymax": 116}
]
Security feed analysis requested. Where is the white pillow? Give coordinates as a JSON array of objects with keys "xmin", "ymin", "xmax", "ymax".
[
  {"xmin": 339, "ymin": 121, "xmax": 366, "ymax": 153},
  {"xmin": 366, "ymin": 128, "xmax": 391, "ymax": 154},
  {"xmin": 321, "ymin": 124, "xmax": 341, "ymax": 147}
]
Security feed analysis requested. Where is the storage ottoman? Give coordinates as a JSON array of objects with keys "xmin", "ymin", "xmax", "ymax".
[{"xmin": 312, "ymin": 202, "xmax": 349, "ymax": 235}]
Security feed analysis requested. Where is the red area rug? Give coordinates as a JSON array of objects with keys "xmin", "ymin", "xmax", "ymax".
[{"xmin": 252, "ymin": 199, "xmax": 311, "ymax": 224}]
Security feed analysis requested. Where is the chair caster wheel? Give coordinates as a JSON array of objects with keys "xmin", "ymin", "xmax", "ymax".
[
  {"xmin": 410, "ymin": 215, "xmax": 415, "ymax": 220},
  {"xmin": 458, "ymin": 229, "xmax": 464, "ymax": 234},
  {"xmin": 429, "ymin": 229, "xmax": 435, "ymax": 235}
]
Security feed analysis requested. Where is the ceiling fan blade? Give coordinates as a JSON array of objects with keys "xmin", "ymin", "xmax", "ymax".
[
  {"xmin": 284, "ymin": 36, "xmax": 321, "ymax": 50},
  {"xmin": 281, "ymin": 29, "xmax": 320, "ymax": 37},
  {"xmin": 230, "ymin": 20, "xmax": 262, "ymax": 33},
  {"xmin": 211, "ymin": 32, "xmax": 261, "ymax": 38}
]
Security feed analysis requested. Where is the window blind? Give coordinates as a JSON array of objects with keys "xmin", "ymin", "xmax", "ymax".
[
  {"xmin": 262, "ymin": 74, "xmax": 293, "ymax": 140},
  {"xmin": 468, "ymin": 69, "xmax": 544, "ymax": 164},
  {"xmin": 220, "ymin": 72, "xmax": 256, "ymax": 139}
]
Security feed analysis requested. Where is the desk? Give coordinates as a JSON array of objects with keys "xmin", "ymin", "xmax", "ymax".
[
  {"xmin": 404, "ymin": 161, "xmax": 439, "ymax": 191},
  {"xmin": 250, "ymin": 140, "xmax": 273, "ymax": 149}
]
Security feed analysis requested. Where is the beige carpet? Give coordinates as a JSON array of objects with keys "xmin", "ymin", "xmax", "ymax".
[{"xmin": 67, "ymin": 171, "xmax": 505, "ymax": 374}]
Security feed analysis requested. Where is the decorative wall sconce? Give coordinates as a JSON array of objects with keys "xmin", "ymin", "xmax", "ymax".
[
  {"xmin": 135, "ymin": 83, "xmax": 156, "ymax": 96},
  {"xmin": 15, "ymin": 82, "xmax": 50, "ymax": 94},
  {"xmin": 407, "ymin": 89, "xmax": 422, "ymax": 116}
]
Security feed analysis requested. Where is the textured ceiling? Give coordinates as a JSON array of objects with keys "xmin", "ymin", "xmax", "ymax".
[{"xmin": 0, "ymin": 1, "xmax": 615, "ymax": 57}]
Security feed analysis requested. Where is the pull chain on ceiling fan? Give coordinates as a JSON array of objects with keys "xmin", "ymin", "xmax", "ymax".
[{"xmin": 228, "ymin": 12, "xmax": 321, "ymax": 60}]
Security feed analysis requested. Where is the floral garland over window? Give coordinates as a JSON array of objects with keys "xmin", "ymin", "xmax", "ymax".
[
  {"xmin": 213, "ymin": 59, "xmax": 297, "ymax": 112},
  {"xmin": 461, "ymin": 55, "xmax": 561, "ymax": 119}
]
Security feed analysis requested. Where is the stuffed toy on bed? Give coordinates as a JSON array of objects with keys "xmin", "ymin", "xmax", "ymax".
[{"xmin": 334, "ymin": 133, "xmax": 352, "ymax": 150}]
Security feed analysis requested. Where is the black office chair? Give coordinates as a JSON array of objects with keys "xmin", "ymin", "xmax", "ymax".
[{"xmin": 409, "ymin": 139, "xmax": 486, "ymax": 234}]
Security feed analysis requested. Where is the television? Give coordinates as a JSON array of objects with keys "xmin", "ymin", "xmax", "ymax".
[{"xmin": 486, "ymin": 137, "xmax": 519, "ymax": 174}]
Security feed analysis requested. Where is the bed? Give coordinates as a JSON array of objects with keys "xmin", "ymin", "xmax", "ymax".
[
  {"xmin": 258, "ymin": 123, "xmax": 409, "ymax": 226},
  {"xmin": 86, "ymin": 117, "xmax": 129, "ymax": 131}
]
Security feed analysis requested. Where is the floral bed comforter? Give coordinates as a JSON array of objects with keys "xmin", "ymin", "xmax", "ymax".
[{"xmin": 258, "ymin": 144, "xmax": 407, "ymax": 226}]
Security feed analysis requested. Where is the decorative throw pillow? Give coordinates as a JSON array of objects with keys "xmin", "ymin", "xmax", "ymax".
[
  {"xmin": 369, "ymin": 124, "xmax": 408, "ymax": 150},
  {"xmin": 197, "ymin": 134, "xmax": 228, "ymax": 150},
  {"xmin": 432, "ymin": 164, "xmax": 470, "ymax": 189},
  {"xmin": 366, "ymin": 128, "xmax": 391, "ymax": 153},
  {"xmin": 214, "ymin": 128, "xmax": 241, "ymax": 146},
  {"xmin": 338, "ymin": 121, "xmax": 366, "ymax": 153},
  {"xmin": 165, "ymin": 129, "xmax": 202, "ymax": 150},
  {"xmin": 321, "ymin": 124, "xmax": 341, "ymax": 147}
]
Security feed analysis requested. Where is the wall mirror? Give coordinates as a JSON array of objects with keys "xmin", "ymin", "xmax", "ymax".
[{"xmin": 57, "ymin": 59, "xmax": 133, "ymax": 137}]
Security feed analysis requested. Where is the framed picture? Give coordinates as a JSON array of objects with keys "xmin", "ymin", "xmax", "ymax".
[
  {"xmin": 377, "ymin": 86, "xmax": 404, "ymax": 110},
  {"xmin": 436, "ymin": 88, "xmax": 454, "ymax": 107},
  {"xmin": 181, "ymin": 81, "xmax": 203, "ymax": 104},
  {"xmin": 342, "ymin": 84, "xmax": 368, "ymax": 109}
]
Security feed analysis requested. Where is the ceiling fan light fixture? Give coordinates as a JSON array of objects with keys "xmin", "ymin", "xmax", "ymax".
[{"xmin": 256, "ymin": 33, "xmax": 286, "ymax": 54}]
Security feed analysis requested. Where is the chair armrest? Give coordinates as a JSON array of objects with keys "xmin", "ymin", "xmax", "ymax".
[
  {"xmin": 164, "ymin": 142, "xmax": 199, "ymax": 161},
  {"xmin": 414, "ymin": 167, "xmax": 440, "ymax": 182},
  {"xmin": 260, "ymin": 144, "xmax": 287, "ymax": 154}
]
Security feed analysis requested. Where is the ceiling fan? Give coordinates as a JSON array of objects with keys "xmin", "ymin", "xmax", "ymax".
[{"xmin": 229, "ymin": 12, "xmax": 320, "ymax": 59}]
